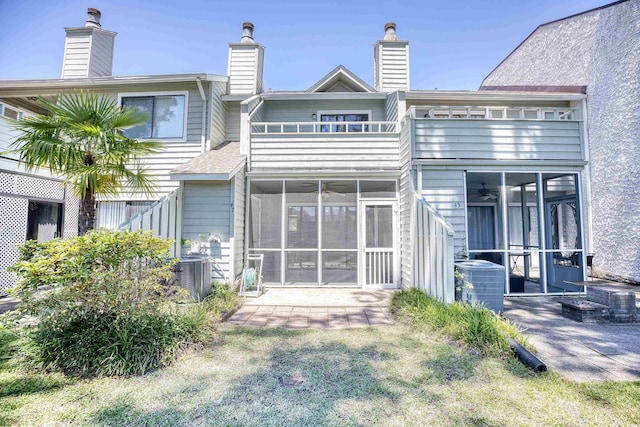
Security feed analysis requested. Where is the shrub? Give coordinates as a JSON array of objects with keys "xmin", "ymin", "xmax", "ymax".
[
  {"xmin": 7, "ymin": 230, "xmax": 214, "ymax": 376},
  {"xmin": 391, "ymin": 288, "xmax": 525, "ymax": 357}
]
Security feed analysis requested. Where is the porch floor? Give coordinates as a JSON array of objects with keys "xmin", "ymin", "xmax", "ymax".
[
  {"xmin": 504, "ymin": 294, "xmax": 640, "ymax": 382},
  {"xmin": 226, "ymin": 288, "xmax": 397, "ymax": 329}
]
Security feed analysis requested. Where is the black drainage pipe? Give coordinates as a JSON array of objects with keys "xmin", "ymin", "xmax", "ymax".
[{"xmin": 508, "ymin": 338, "xmax": 547, "ymax": 373}]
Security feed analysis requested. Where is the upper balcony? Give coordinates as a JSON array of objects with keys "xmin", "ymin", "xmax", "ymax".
[
  {"xmin": 406, "ymin": 105, "xmax": 585, "ymax": 165},
  {"xmin": 246, "ymin": 96, "xmax": 401, "ymax": 172},
  {"xmin": 249, "ymin": 121, "xmax": 399, "ymax": 171},
  {"xmin": 250, "ymin": 121, "xmax": 397, "ymax": 134}
]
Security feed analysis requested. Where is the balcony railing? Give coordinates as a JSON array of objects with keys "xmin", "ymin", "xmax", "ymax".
[
  {"xmin": 251, "ymin": 121, "xmax": 398, "ymax": 134},
  {"xmin": 413, "ymin": 106, "xmax": 578, "ymax": 121}
]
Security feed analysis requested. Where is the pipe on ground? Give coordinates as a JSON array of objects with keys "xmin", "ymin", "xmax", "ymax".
[{"xmin": 508, "ymin": 338, "xmax": 547, "ymax": 373}]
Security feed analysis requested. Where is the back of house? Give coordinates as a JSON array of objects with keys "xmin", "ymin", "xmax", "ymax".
[{"xmin": 1, "ymin": 7, "xmax": 600, "ymax": 300}]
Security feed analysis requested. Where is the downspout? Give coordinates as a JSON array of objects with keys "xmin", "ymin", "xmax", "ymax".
[
  {"xmin": 196, "ymin": 77, "xmax": 207, "ymax": 152},
  {"xmin": 580, "ymin": 98, "xmax": 593, "ymax": 255}
]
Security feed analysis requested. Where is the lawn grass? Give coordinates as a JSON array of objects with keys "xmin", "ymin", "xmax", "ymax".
[
  {"xmin": 391, "ymin": 288, "xmax": 527, "ymax": 357},
  {"xmin": 1, "ymin": 321, "xmax": 639, "ymax": 426}
]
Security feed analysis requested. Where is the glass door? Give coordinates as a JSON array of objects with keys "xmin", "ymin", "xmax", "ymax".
[
  {"xmin": 362, "ymin": 202, "xmax": 397, "ymax": 288},
  {"xmin": 545, "ymin": 198, "xmax": 583, "ymax": 291}
]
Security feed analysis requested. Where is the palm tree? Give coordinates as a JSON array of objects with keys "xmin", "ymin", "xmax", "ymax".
[{"xmin": 10, "ymin": 91, "xmax": 160, "ymax": 235}]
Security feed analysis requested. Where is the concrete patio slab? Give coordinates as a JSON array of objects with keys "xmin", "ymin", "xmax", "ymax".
[
  {"xmin": 227, "ymin": 288, "xmax": 396, "ymax": 329},
  {"xmin": 504, "ymin": 296, "xmax": 640, "ymax": 382},
  {"xmin": 242, "ymin": 288, "xmax": 396, "ymax": 307}
]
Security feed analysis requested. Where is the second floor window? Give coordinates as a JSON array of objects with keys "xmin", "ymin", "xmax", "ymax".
[
  {"xmin": 320, "ymin": 113, "xmax": 369, "ymax": 132},
  {"xmin": 122, "ymin": 95, "xmax": 186, "ymax": 139}
]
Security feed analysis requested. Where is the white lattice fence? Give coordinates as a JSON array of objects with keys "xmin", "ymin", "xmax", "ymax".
[
  {"xmin": 64, "ymin": 186, "xmax": 80, "ymax": 238},
  {"xmin": 0, "ymin": 171, "xmax": 65, "ymax": 200},
  {"xmin": 0, "ymin": 196, "xmax": 28, "ymax": 294},
  {"xmin": 0, "ymin": 172, "xmax": 74, "ymax": 294}
]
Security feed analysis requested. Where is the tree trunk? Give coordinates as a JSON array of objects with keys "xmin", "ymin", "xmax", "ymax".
[{"xmin": 78, "ymin": 191, "xmax": 96, "ymax": 236}]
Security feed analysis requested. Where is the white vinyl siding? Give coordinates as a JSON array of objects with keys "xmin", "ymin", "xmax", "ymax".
[
  {"xmin": 233, "ymin": 169, "xmax": 246, "ymax": 277},
  {"xmin": 374, "ymin": 41, "xmax": 410, "ymax": 92},
  {"xmin": 88, "ymin": 31, "xmax": 115, "ymax": 77},
  {"xmin": 210, "ymin": 81, "xmax": 228, "ymax": 147},
  {"xmin": 115, "ymin": 142, "xmax": 203, "ymax": 200},
  {"xmin": 61, "ymin": 32, "xmax": 91, "ymax": 78},
  {"xmin": 420, "ymin": 169, "xmax": 466, "ymax": 254},
  {"xmin": 413, "ymin": 119, "xmax": 582, "ymax": 161},
  {"xmin": 226, "ymin": 101, "xmax": 241, "ymax": 141},
  {"xmin": 384, "ymin": 92, "xmax": 400, "ymax": 123},
  {"xmin": 250, "ymin": 133, "xmax": 399, "ymax": 170},
  {"xmin": 399, "ymin": 120, "xmax": 413, "ymax": 288},
  {"xmin": 263, "ymin": 100, "xmax": 385, "ymax": 122},
  {"xmin": 181, "ymin": 181, "xmax": 233, "ymax": 281},
  {"xmin": 228, "ymin": 44, "xmax": 264, "ymax": 95},
  {"xmin": 61, "ymin": 28, "xmax": 114, "ymax": 78}
]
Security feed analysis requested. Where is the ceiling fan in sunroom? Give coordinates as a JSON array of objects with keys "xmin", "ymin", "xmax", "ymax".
[{"xmin": 478, "ymin": 183, "xmax": 498, "ymax": 201}]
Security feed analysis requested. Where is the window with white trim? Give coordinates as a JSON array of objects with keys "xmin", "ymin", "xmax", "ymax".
[
  {"xmin": 121, "ymin": 95, "xmax": 186, "ymax": 139},
  {"xmin": 0, "ymin": 103, "xmax": 24, "ymax": 120},
  {"xmin": 319, "ymin": 113, "xmax": 369, "ymax": 132}
]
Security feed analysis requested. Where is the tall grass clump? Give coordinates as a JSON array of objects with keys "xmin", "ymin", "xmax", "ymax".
[
  {"xmin": 391, "ymin": 288, "xmax": 524, "ymax": 357},
  {"xmin": 7, "ymin": 230, "xmax": 216, "ymax": 376}
]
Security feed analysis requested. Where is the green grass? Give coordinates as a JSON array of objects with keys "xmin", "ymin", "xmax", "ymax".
[
  {"xmin": 1, "ymin": 319, "xmax": 638, "ymax": 426},
  {"xmin": 391, "ymin": 288, "xmax": 526, "ymax": 357}
]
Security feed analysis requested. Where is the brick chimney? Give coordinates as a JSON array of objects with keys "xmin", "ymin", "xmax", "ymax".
[
  {"xmin": 227, "ymin": 22, "xmax": 265, "ymax": 95},
  {"xmin": 373, "ymin": 22, "xmax": 410, "ymax": 92},
  {"xmin": 61, "ymin": 8, "xmax": 117, "ymax": 78}
]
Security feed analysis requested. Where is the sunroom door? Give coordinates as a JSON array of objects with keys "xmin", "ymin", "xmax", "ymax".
[{"xmin": 362, "ymin": 202, "xmax": 397, "ymax": 288}]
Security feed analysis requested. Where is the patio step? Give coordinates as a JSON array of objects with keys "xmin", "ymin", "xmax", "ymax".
[
  {"xmin": 559, "ymin": 285, "xmax": 637, "ymax": 323},
  {"xmin": 587, "ymin": 286, "xmax": 637, "ymax": 323},
  {"xmin": 558, "ymin": 298, "xmax": 609, "ymax": 323}
]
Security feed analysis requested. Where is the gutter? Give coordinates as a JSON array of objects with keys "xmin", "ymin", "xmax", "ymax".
[
  {"xmin": 0, "ymin": 73, "xmax": 229, "ymax": 97},
  {"xmin": 196, "ymin": 77, "xmax": 208, "ymax": 152}
]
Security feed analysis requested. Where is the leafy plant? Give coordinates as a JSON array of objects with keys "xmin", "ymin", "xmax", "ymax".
[
  {"xmin": 5, "ymin": 230, "xmax": 217, "ymax": 376},
  {"xmin": 8, "ymin": 91, "xmax": 160, "ymax": 235}
]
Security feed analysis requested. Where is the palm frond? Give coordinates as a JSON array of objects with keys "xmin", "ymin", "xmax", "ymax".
[{"xmin": 9, "ymin": 89, "xmax": 160, "ymax": 200}]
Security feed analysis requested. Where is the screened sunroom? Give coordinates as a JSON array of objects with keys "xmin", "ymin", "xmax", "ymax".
[
  {"xmin": 465, "ymin": 171, "xmax": 587, "ymax": 295},
  {"xmin": 246, "ymin": 179, "xmax": 399, "ymax": 288}
]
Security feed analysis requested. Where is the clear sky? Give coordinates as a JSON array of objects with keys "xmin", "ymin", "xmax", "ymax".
[{"xmin": 0, "ymin": 0, "xmax": 609, "ymax": 91}]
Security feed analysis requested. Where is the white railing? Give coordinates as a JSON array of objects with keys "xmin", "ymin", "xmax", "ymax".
[
  {"xmin": 411, "ymin": 106, "xmax": 577, "ymax": 121},
  {"xmin": 365, "ymin": 249, "xmax": 394, "ymax": 286},
  {"xmin": 119, "ymin": 188, "xmax": 182, "ymax": 257},
  {"xmin": 410, "ymin": 187, "xmax": 455, "ymax": 303},
  {"xmin": 251, "ymin": 121, "xmax": 398, "ymax": 134}
]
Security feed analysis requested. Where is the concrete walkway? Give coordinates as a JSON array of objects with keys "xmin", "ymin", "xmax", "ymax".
[
  {"xmin": 0, "ymin": 296, "xmax": 19, "ymax": 314},
  {"xmin": 504, "ymin": 296, "xmax": 640, "ymax": 382},
  {"xmin": 227, "ymin": 288, "xmax": 396, "ymax": 329}
]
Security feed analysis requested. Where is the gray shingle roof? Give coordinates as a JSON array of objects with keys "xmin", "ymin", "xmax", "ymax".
[{"xmin": 170, "ymin": 141, "xmax": 246, "ymax": 178}]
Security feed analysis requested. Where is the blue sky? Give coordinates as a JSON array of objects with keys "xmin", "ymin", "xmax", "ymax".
[{"xmin": 0, "ymin": 0, "xmax": 608, "ymax": 90}]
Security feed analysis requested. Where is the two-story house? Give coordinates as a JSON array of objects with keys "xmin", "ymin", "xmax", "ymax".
[{"xmin": 1, "ymin": 9, "xmax": 591, "ymax": 301}]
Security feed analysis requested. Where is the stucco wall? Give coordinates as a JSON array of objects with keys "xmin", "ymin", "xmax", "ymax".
[{"xmin": 483, "ymin": 0, "xmax": 640, "ymax": 282}]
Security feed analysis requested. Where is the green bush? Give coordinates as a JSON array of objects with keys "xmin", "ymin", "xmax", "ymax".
[
  {"xmin": 7, "ymin": 230, "xmax": 214, "ymax": 376},
  {"xmin": 391, "ymin": 288, "xmax": 525, "ymax": 357}
]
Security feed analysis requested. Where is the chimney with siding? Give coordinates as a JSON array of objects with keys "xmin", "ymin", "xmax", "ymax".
[
  {"xmin": 227, "ymin": 22, "xmax": 265, "ymax": 95},
  {"xmin": 61, "ymin": 8, "xmax": 117, "ymax": 78},
  {"xmin": 373, "ymin": 23, "xmax": 410, "ymax": 92}
]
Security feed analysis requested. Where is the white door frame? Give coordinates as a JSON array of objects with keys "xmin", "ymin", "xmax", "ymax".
[{"xmin": 360, "ymin": 200, "xmax": 399, "ymax": 288}]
